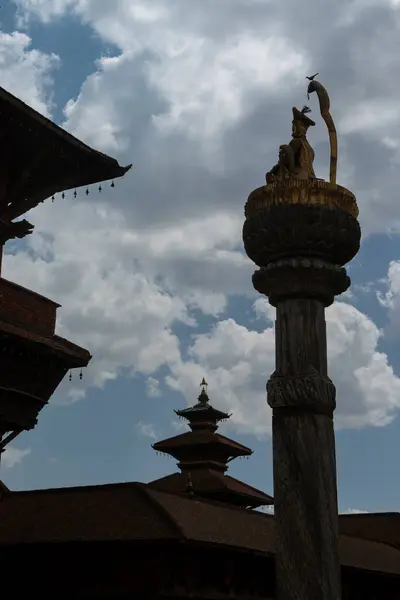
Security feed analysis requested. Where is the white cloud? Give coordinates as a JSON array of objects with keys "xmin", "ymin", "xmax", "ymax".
[
  {"xmin": 166, "ymin": 301, "xmax": 400, "ymax": 435},
  {"xmin": 4, "ymin": 0, "xmax": 400, "ymax": 436},
  {"xmin": 171, "ymin": 418, "xmax": 188, "ymax": 433},
  {"xmin": 148, "ymin": 35, "xmax": 306, "ymax": 140},
  {"xmin": 14, "ymin": 0, "xmax": 78, "ymax": 25},
  {"xmin": 146, "ymin": 377, "xmax": 161, "ymax": 398},
  {"xmin": 136, "ymin": 421, "xmax": 158, "ymax": 441},
  {"xmin": 5, "ymin": 229, "xmax": 186, "ymax": 395},
  {"xmin": 1, "ymin": 446, "xmax": 31, "ymax": 469},
  {"xmin": 377, "ymin": 260, "xmax": 400, "ymax": 339},
  {"xmin": 378, "ymin": 260, "xmax": 400, "ymax": 311},
  {"xmin": 0, "ymin": 31, "xmax": 59, "ymax": 116},
  {"xmin": 4, "ymin": 199, "xmax": 249, "ymax": 398},
  {"xmin": 15, "ymin": 0, "xmax": 400, "ymax": 237}
]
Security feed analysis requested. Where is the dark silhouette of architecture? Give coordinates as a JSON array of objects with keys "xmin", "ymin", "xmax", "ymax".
[
  {"xmin": 0, "ymin": 419, "xmax": 399, "ymax": 598},
  {"xmin": 0, "ymin": 85, "xmax": 131, "ymax": 459},
  {"xmin": 0, "ymin": 82, "xmax": 399, "ymax": 599},
  {"xmin": 243, "ymin": 78, "xmax": 361, "ymax": 599},
  {"xmin": 150, "ymin": 378, "xmax": 274, "ymax": 509}
]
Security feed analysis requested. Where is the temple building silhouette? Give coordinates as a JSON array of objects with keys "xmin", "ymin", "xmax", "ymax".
[
  {"xmin": 149, "ymin": 378, "xmax": 274, "ymax": 509},
  {"xmin": 0, "ymin": 84, "xmax": 398, "ymax": 599}
]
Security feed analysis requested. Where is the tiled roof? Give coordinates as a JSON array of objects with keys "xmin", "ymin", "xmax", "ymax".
[
  {"xmin": 175, "ymin": 402, "xmax": 230, "ymax": 422},
  {"xmin": 0, "ymin": 483, "xmax": 174, "ymax": 544},
  {"xmin": 0, "ymin": 481, "xmax": 399, "ymax": 575},
  {"xmin": 153, "ymin": 431, "xmax": 252, "ymax": 457},
  {"xmin": 149, "ymin": 470, "xmax": 274, "ymax": 507}
]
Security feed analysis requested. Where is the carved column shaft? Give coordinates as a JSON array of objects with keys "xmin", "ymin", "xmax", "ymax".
[
  {"xmin": 271, "ymin": 297, "xmax": 340, "ymax": 600},
  {"xmin": 276, "ymin": 298, "xmax": 327, "ymax": 375},
  {"xmin": 243, "ymin": 180, "xmax": 361, "ymax": 600}
]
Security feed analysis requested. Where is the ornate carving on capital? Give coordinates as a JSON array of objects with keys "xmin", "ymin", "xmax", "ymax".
[
  {"xmin": 252, "ymin": 257, "xmax": 349, "ymax": 306},
  {"xmin": 243, "ymin": 191, "xmax": 361, "ymax": 269},
  {"xmin": 245, "ymin": 179, "xmax": 358, "ymax": 219},
  {"xmin": 267, "ymin": 366, "xmax": 336, "ymax": 417}
]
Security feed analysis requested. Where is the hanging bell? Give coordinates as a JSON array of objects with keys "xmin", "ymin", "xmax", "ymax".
[
  {"xmin": 111, "ymin": 181, "xmax": 115, "ymax": 188},
  {"xmin": 79, "ymin": 368, "xmax": 83, "ymax": 380}
]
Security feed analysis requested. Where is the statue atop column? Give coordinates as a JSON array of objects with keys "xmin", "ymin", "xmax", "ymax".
[
  {"xmin": 242, "ymin": 75, "xmax": 362, "ymax": 600},
  {"xmin": 266, "ymin": 106, "xmax": 316, "ymax": 183},
  {"xmin": 265, "ymin": 74, "xmax": 340, "ymax": 187}
]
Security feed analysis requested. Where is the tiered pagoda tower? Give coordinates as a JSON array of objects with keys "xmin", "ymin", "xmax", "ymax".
[
  {"xmin": 243, "ymin": 77, "xmax": 361, "ymax": 599},
  {"xmin": 0, "ymin": 85, "xmax": 131, "ymax": 458},
  {"xmin": 150, "ymin": 379, "xmax": 273, "ymax": 509}
]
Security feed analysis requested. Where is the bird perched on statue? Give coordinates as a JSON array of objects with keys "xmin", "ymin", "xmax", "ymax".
[{"xmin": 306, "ymin": 72, "xmax": 319, "ymax": 81}]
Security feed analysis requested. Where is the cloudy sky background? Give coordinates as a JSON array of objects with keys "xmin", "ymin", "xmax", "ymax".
[{"xmin": 1, "ymin": 0, "xmax": 400, "ymax": 512}]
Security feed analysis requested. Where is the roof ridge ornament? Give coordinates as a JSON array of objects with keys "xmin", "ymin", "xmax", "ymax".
[
  {"xmin": 200, "ymin": 377, "xmax": 208, "ymax": 391},
  {"xmin": 199, "ymin": 377, "xmax": 209, "ymax": 403}
]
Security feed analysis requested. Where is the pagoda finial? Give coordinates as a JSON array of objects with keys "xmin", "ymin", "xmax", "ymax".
[{"xmin": 199, "ymin": 377, "xmax": 209, "ymax": 404}]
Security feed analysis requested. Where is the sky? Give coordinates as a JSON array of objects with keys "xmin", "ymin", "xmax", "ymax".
[{"xmin": 1, "ymin": 0, "xmax": 400, "ymax": 513}]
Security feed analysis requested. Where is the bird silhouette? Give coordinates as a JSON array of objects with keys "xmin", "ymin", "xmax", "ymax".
[{"xmin": 306, "ymin": 72, "xmax": 319, "ymax": 81}]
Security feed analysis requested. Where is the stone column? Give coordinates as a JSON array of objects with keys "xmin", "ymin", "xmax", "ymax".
[{"xmin": 243, "ymin": 179, "xmax": 361, "ymax": 600}]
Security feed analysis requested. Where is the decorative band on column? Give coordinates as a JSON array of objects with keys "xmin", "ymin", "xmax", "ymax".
[
  {"xmin": 253, "ymin": 258, "xmax": 350, "ymax": 306},
  {"xmin": 267, "ymin": 367, "xmax": 336, "ymax": 417}
]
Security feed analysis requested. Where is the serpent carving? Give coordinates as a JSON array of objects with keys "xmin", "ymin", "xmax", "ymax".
[{"xmin": 307, "ymin": 77, "xmax": 337, "ymax": 185}]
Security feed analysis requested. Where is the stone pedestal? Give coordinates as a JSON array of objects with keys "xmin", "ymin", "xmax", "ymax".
[{"xmin": 243, "ymin": 179, "xmax": 361, "ymax": 600}]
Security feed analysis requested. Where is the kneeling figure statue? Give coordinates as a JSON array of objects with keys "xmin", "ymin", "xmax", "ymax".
[{"xmin": 266, "ymin": 106, "xmax": 316, "ymax": 183}]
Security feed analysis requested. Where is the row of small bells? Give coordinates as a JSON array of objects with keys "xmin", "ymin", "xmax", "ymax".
[
  {"xmin": 52, "ymin": 180, "xmax": 115, "ymax": 202},
  {"xmin": 55, "ymin": 183, "xmax": 116, "ymax": 382},
  {"xmin": 69, "ymin": 368, "xmax": 84, "ymax": 382}
]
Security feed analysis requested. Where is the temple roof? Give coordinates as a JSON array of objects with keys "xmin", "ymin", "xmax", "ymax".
[
  {"xmin": 175, "ymin": 384, "xmax": 230, "ymax": 428},
  {"xmin": 0, "ymin": 481, "xmax": 399, "ymax": 576},
  {"xmin": 152, "ymin": 430, "xmax": 253, "ymax": 459},
  {"xmin": 150, "ymin": 380, "xmax": 269, "ymax": 507},
  {"xmin": 0, "ymin": 85, "xmax": 131, "ymax": 223},
  {"xmin": 149, "ymin": 471, "xmax": 274, "ymax": 508}
]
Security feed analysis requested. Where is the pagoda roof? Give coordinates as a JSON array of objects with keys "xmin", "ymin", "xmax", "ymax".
[
  {"xmin": 0, "ymin": 85, "xmax": 131, "ymax": 222},
  {"xmin": 0, "ymin": 481, "xmax": 399, "ymax": 576},
  {"xmin": 149, "ymin": 470, "xmax": 274, "ymax": 509},
  {"xmin": 175, "ymin": 401, "xmax": 230, "ymax": 422},
  {"xmin": 152, "ymin": 430, "xmax": 253, "ymax": 458}
]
